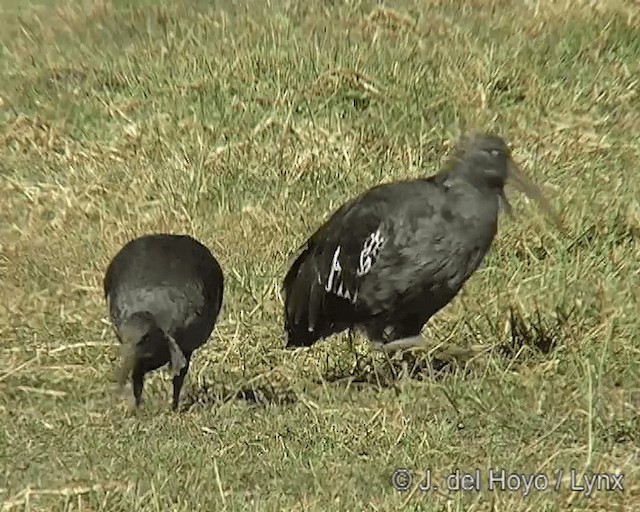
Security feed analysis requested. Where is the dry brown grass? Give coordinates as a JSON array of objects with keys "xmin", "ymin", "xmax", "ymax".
[{"xmin": 1, "ymin": 0, "xmax": 639, "ymax": 510}]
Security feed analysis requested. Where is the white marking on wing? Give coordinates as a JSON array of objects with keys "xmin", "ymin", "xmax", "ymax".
[
  {"xmin": 324, "ymin": 245, "xmax": 357, "ymax": 304},
  {"xmin": 325, "ymin": 246, "xmax": 342, "ymax": 293},
  {"xmin": 357, "ymin": 228, "xmax": 386, "ymax": 277}
]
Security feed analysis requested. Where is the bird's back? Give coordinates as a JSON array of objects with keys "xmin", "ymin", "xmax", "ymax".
[
  {"xmin": 363, "ymin": 180, "xmax": 499, "ymax": 312},
  {"xmin": 104, "ymin": 234, "xmax": 223, "ymax": 342}
]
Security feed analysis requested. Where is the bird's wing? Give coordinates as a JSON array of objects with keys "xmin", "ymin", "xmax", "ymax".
[
  {"xmin": 282, "ymin": 188, "xmax": 396, "ymax": 345},
  {"xmin": 307, "ymin": 195, "xmax": 393, "ymax": 306},
  {"xmin": 285, "ymin": 181, "xmax": 431, "ymax": 313}
]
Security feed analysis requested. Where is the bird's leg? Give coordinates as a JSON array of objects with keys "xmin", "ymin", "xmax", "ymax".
[
  {"xmin": 132, "ymin": 367, "xmax": 145, "ymax": 408},
  {"xmin": 367, "ymin": 338, "xmax": 401, "ymax": 384},
  {"xmin": 166, "ymin": 334, "xmax": 187, "ymax": 376},
  {"xmin": 378, "ymin": 335, "xmax": 430, "ymax": 380},
  {"xmin": 381, "ymin": 334, "xmax": 429, "ymax": 354},
  {"xmin": 348, "ymin": 330, "xmax": 362, "ymax": 376},
  {"xmin": 171, "ymin": 353, "xmax": 192, "ymax": 411},
  {"xmin": 386, "ymin": 335, "xmax": 485, "ymax": 364},
  {"xmin": 385, "ymin": 346, "xmax": 410, "ymax": 381}
]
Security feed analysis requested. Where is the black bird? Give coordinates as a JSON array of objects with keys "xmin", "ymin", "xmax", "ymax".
[
  {"xmin": 283, "ymin": 132, "xmax": 559, "ymax": 354},
  {"xmin": 104, "ymin": 234, "xmax": 224, "ymax": 410}
]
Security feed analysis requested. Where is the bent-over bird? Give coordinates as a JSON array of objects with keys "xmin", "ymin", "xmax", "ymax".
[
  {"xmin": 283, "ymin": 132, "xmax": 559, "ymax": 354},
  {"xmin": 104, "ymin": 233, "xmax": 224, "ymax": 410}
]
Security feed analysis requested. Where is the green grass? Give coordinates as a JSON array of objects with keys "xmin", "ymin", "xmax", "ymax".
[{"xmin": 1, "ymin": 0, "xmax": 639, "ymax": 510}]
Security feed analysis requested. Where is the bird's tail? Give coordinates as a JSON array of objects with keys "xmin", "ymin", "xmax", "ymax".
[{"xmin": 283, "ymin": 245, "xmax": 343, "ymax": 348}]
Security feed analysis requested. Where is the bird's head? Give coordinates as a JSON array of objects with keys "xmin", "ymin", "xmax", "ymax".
[
  {"xmin": 114, "ymin": 311, "xmax": 167, "ymax": 392},
  {"xmin": 447, "ymin": 132, "xmax": 562, "ymax": 228},
  {"xmin": 454, "ymin": 133, "xmax": 512, "ymax": 189}
]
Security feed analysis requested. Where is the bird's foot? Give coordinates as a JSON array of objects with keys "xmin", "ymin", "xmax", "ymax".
[
  {"xmin": 166, "ymin": 334, "xmax": 187, "ymax": 376},
  {"xmin": 400, "ymin": 360, "xmax": 413, "ymax": 381}
]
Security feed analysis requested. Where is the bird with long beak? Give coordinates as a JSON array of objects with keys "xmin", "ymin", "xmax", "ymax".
[
  {"xmin": 282, "ymin": 132, "xmax": 562, "ymax": 356},
  {"xmin": 104, "ymin": 234, "xmax": 224, "ymax": 411}
]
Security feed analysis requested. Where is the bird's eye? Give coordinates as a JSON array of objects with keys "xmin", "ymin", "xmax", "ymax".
[{"xmin": 490, "ymin": 149, "xmax": 500, "ymax": 157}]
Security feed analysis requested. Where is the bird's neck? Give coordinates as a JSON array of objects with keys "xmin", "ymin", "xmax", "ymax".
[
  {"xmin": 442, "ymin": 178, "xmax": 502, "ymax": 225},
  {"xmin": 443, "ymin": 174, "xmax": 502, "ymax": 199}
]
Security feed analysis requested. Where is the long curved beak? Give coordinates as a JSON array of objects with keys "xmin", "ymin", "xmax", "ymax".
[
  {"xmin": 114, "ymin": 342, "xmax": 137, "ymax": 392},
  {"xmin": 498, "ymin": 190, "xmax": 513, "ymax": 216},
  {"xmin": 507, "ymin": 159, "xmax": 564, "ymax": 231}
]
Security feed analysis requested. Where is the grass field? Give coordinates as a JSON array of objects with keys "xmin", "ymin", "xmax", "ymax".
[{"xmin": 1, "ymin": 0, "xmax": 639, "ymax": 510}]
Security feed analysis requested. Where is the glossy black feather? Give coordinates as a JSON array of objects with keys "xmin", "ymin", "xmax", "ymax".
[
  {"xmin": 283, "ymin": 133, "xmax": 519, "ymax": 349},
  {"xmin": 104, "ymin": 233, "xmax": 224, "ymax": 409}
]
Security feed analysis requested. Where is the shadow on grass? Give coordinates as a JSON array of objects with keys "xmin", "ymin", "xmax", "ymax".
[
  {"xmin": 181, "ymin": 306, "xmax": 572, "ymax": 407},
  {"xmin": 181, "ymin": 381, "xmax": 298, "ymax": 412},
  {"xmin": 319, "ymin": 351, "xmax": 469, "ymax": 389},
  {"xmin": 497, "ymin": 305, "xmax": 572, "ymax": 360},
  {"xmin": 319, "ymin": 304, "xmax": 573, "ymax": 388}
]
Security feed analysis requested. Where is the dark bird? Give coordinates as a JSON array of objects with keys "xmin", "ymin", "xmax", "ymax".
[
  {"xmin": 283, "ymin": 132, "xmax": 560, "ymax": 354},
  {"xmin": 103, "ymin": 234, "xmax": 224, "ymax": 410}
]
